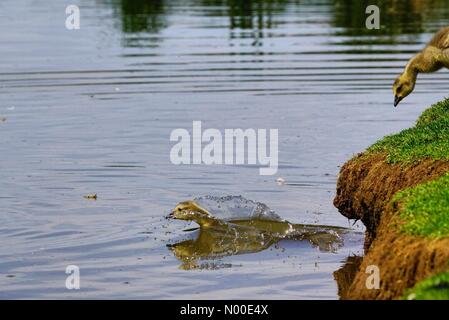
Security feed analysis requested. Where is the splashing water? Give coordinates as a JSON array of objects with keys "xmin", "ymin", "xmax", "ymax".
[
  {"xmin": 168, "ymin": 196, "xmax": 352, "ymax": 269},
  {"xmin": 194, "ymin": 195, "xmax": 284, "ymax": 222}
]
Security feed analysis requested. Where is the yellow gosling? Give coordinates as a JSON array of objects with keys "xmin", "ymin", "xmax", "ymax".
[{"xmin": 393, "ymin": 26, "xmax": 449, "ymax": 107}]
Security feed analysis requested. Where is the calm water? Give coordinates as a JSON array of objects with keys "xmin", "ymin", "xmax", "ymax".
[{"xmin": 1, "ymin": 0, "xmax": 449, "ymax": 299}]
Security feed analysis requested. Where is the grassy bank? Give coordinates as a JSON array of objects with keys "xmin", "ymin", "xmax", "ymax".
[
  {"xmin": 334, "ymin": 97, "xmax": 449, "ymax": 299},
  {"xmin": 392, "ymin": 172, "xmax": 449, "ymax": 238}
]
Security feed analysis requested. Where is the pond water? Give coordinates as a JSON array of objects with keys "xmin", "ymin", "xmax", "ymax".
[{"xmin": 1, "ymin": 0, "xmax": 449, "ymax": 299}]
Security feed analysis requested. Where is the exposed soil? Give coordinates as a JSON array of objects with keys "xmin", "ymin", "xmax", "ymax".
[
  {"xmin": 333, "ymin": 153, "xmax": 449, "ymax": 299},
  {"xmin": 334, "ymin": 153, "xmax": 449, "ymax": 249}
]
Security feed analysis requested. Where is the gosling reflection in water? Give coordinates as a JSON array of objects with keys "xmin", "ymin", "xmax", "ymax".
[{"xmin": 167, "ymin": 200, "xmax": 349, "ymax": 270}]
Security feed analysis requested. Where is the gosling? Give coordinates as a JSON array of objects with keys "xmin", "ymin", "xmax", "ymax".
[{"xmin": 393, "ymin": 26, "xmax": 449, "ymax": 107}]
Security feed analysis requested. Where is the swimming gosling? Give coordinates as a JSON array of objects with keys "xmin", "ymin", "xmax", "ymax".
[{"xmin": 393, "ymin": 26, "xmax": 449, "ymax": 107}]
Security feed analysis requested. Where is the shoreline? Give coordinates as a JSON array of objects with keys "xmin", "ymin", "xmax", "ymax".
[{"xmin": 334, "ymin": 98, "xmax": 449, "ymax": 299}]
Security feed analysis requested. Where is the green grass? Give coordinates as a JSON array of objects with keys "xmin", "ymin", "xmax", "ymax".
[
  {"xmin": 392, "ymin": 172, "xmax": 449, "ymax": 238},
  {"xmin": 366, "ymin": 97, "xmax": 449, "ymax": 164},
  {"xmin": 362, "ymin": 97, "xmax": 449, "ymax": 237},
  {"xmin": 404, "ymin": 271, "xmax": 449, "ymax": 300},
  {"xmin": 364, "ymin": 99, "xmax": 449, "ymax": 297}
]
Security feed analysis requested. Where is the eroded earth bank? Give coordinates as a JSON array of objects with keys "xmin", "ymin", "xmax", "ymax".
[{"xmin": 334, "ymin": 98, "xmax": 449, "ymax": 300}]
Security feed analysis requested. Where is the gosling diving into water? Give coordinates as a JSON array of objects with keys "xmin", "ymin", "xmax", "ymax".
[
  {"xmin": 167, "ymin": 197, "xmax": 355, "ymax": 269},
  {"xmin": 393, "ymin": 26, "xmax": 449, "ymax": 107}
]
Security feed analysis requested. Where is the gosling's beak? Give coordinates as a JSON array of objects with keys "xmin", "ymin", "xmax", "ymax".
[
  {"xmin": 394, "ymin": 96, "xmax": 403, "ymax": 107},
  {"xmin": 166, "ymin": 211, "xmax": 175, "ymax": 219}
]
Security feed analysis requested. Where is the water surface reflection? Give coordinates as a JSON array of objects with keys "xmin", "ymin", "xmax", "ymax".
[{"xmin": 1, "ymin": 0, "xmax": 448, "ymax": 299}]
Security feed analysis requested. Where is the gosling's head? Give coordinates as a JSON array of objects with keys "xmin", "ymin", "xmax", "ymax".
[
  {"xmin": 393, "ymin": 74, "xmax": 416, "ymax": 107},
  {"xmin": 167, "ymin": 201, "xmax": 211, "ymax": 221}
]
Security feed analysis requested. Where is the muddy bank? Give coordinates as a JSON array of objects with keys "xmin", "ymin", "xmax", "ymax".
[
  {"xmin": 334, "ymin": 154, "xmax": 449, "ymax": 249},
  {"xmin": 347, "ymin": 214, "xmax": 449, "ymax": 299},
  {"xmin": 334, "ymin": 154, "xmax": 449, "ymax": 299},
  {"xmin": 333, "ymin": 98, "xmax": 449, "ymax": 299}
]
